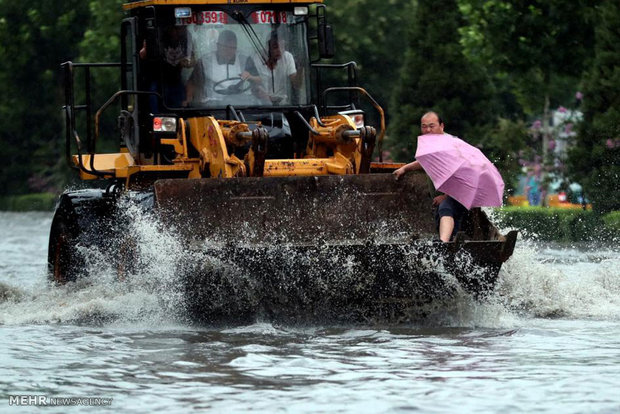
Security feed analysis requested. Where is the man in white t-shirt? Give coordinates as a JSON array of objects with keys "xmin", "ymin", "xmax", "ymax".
[
  {"xmin": 185, "ymin": 30, "xmax": 260, "ymax": 106},
  {"xmin": 250, "ymin": 34, "xmax": 301, "ymax": 105}
]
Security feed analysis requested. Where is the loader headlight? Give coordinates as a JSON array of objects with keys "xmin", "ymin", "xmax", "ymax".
[
  {"xmin": 153, "ymin": 116, "xmax": 177, "ymax": 133},
  {"xmin": 352, "ymin": 114, "xmax": 364, "ymax": 129},
  {"xmin": 339, "ymin": 110, "xmax": 365, "ymax": 129},
  {"xmin": 175, "ymin": 7, "xmax": 192, "ymax": 19}
]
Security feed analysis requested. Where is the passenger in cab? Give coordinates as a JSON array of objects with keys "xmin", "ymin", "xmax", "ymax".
[
  {"xmin": 250, "ymin": 32, "xmax": 303, "ymax": 105},
  {"xmin": 139, "ymin": 24, "xmax": 195, "ymax": 110}
]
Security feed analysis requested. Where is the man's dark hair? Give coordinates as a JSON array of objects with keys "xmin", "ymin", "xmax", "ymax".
[
  {"xmin": 422, "ymin": 111, "xmax": 443, "ymax": 125},
  {"xmin": 218, "ymin": 30, "xmax": 237, "ymax": 46}
]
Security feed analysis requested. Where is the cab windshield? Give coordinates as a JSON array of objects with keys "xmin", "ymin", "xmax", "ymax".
[{"xmin": 156, "ymin": 9, "xmax": 310, "ymax": 110}]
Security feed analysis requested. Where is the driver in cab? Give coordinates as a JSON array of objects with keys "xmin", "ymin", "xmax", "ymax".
[{"xmin": 184, "ymin": 30, "xmax": 260, "ymax": 106}]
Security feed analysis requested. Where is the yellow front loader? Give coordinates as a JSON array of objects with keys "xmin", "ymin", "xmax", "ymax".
[{"xmin": 49, "ymin": 0, "xmax": 516, "ymax": 323}]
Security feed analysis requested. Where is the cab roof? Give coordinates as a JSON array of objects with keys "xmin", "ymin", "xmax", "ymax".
[{"xmin": 123, "ymin": 0, "xmax": 322, "ymax": 10}]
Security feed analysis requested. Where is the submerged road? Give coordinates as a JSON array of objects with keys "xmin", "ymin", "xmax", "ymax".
[{"xmin": 1, "ymin": 211, "xmax": 619, "ymax": 412}]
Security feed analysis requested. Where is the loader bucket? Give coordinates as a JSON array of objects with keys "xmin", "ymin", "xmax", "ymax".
[
  {"xmin": 154, "ymin": 173, "xmax": 437, "ymax": 246},
  {"xmin": 152, "ymin": 173, "xmax": 514, "ymax": 323}
]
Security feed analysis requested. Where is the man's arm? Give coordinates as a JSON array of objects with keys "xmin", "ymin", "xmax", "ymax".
[
  {"xmin": 393, "ymin": 160, "xmax": 422, "ymax": 179},
  {"xmin": 183, "ymin": 60, "xmax": 204, "ymax": 106},
  {"xmin": 244, "ymin": 56, "xmax": 271, "ymax": 102},
  {"xmin": 283, "ymin": 52, "xmax": 303, "ymax": 89},
  {"xmin": 241, "ymin": 56, "xmax": 262, "ymax": 85}
]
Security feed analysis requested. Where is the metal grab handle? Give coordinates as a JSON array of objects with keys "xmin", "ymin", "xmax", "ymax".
[
  {"xmin": 61, "ymin": 61, "xmax": 125, "ymax": 176},
  {"xmin": 321, "ymin": 87, "xmax": 386, "ymax": 161},
  {"xmin": 294, "ymin": 111, "xmax": 320, "ymax": 135},
  {"xmin": 88, "ymin": 90, "xmax": 160, "ymax": 176}
]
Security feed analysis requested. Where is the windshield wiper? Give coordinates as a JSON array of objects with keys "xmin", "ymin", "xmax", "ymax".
[{"xmin": 231, "ymin": 11, "xmax": 270, "ymax": 66}]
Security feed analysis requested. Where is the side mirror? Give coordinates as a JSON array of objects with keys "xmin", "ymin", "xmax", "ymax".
[{"xmin": 318, "ymin": 23, "xmax": 334, "ymax": 59}]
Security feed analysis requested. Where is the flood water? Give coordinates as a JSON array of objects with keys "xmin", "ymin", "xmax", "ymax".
[{"xmin": 1, "ymin": 211, "xmax": 619, "ymax": 413}]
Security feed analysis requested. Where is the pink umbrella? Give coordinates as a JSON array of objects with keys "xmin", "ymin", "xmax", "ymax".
[{"xmin": 415, "ymin": 134, "xmax": 504, "ymax": 209}]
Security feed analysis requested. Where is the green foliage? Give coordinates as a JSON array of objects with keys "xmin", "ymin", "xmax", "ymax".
[
  {"xmin": 0, "ymin": 0, "xmax": 90, "ymax": 196},
  {"xmin": 458, "ymin": 0, "xmax": 594, "ymax": 96},
  {"xmin": 326, "ymin": 0, "xmax": 414, "ymax": 106},
  {"xmin": 480, "ymin": 118, "xmax": 529, "ymax": 197},
  {"xmin": 0, "ymin": 0, "xmax": 615, "ymax": 217},
  {"xmin": 0, "ymin": 192, "xmax": 57, "ymax": 211},
  {"xmin": 602, "ymin": 211, "xmax": 620, "ymax": 232},
  {"xmin": 568, "ymin": 1, "xmax": 620, "ymax": 213},
  {"xmin": 387, "ymin": 0, "xmax": 495, "ymax": 161},
  {"xmin": 494, "ymin": 206, "xmax": 615, "ymax": 242},
  {"xmin": 78, "ymin": 0, "xmax": 124, "ymax": 63},
  {"xmin": 76, "ymin": 0, "xmax": 126, "ymax": 153},
  {"xmin": 459, "ymin": 0, "xmax": 605, "ymax": 211},
  {"xmin": 457, "ymin": 0, "xmax": 595, "ymax": 160}
]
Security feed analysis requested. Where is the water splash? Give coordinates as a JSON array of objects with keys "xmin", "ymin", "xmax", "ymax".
[
  {"xmin": 495, "ymin": 238, "xmax": 620, "ymax": 320},
  {"xmin": 1, "ymin": 208, "xmax": 618, "ymax": 328},
  {"xmin": 0, "ymin": 200, "xmax": 189, "ymax": 326}
]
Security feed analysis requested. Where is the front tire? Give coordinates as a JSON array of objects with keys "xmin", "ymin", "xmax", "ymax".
[
  {"xmin": 48, "ymin": 198, "xmax": 81, "ymax": 284},
  {"xmin": 47, "ymin": 190, "xmax": 117, "ymax": 284}
]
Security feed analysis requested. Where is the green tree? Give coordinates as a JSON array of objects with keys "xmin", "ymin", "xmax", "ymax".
[
  {"xmin": 0, "ymin": 0, "xmax": 90, "ymax": 195},
  {"xmin": 75, "ymin": 0, "xmax": 125, "ymax": 153},
  {"xmin": 387, "ymin": 0, "xmax": 495, "ymax": 161},
  {"xmin": 458, "ymin": 0, "xmax": 595, "ymax": 156},
  {"xmin": 327, "ymin": 0, "xmax": 415, "ymax": 107},
  {"xmin": 78, "ymin": 0, "xmax": 124, "ymax": 63},
  {"xmin": 568, "ymin": 2, "xmax": 620, "ymax": 213}
]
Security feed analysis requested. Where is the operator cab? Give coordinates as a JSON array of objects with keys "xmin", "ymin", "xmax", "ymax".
[{"xmin": 131, "ymin": 6, "xmax": 312, "ymax": 112}]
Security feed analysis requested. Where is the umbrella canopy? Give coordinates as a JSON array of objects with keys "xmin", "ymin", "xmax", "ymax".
[{"xmin": 415, "ymin": 134, "xmax": 504, "ymax": 209}]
